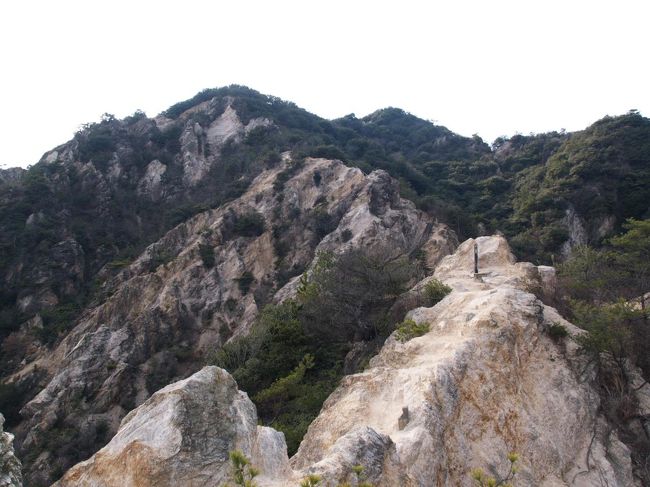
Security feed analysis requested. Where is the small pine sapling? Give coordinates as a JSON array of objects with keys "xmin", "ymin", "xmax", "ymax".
[
  {"xmin": 300, "ymin": 474, "xmax": 322, "ymax": 487},
  {"xmin": 223, "ymin": 450, "xmax": 260, "ymax": 487},
  {"xmin": 470, "ymin": 452, "xmax": 519, "ymax": 487}
]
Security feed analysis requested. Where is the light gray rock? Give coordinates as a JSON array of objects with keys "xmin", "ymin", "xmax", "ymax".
[
  {"xmin": 137, "ymin": 159, "xmax": 167, "ymax": 201},
  {"xmin": 181, "ymin": 105, "xmax": 274, "ymax": 187},
  {"xmin": 205, "ymin": 105, "xmax": 244, "ymax": 148},
  {"xmin": 54, "ymin": 367, "xmax": 291, "ymax": 487},
  {"xmin": 181, "ymin": 121, "xmax": 210, "ymax": 187},
  {"xmin": 561, "ymin": 206, "xmax": 588, "ymax": 257},
  {"xmin": 44, "ymin": 151, "xmax": 59, "ymax": 164},
  {"xmin": 292, "ymin": 236, "xmax": 638, "ymax": 486},
  {"xmin": 0, "ymin": 414, "xmax": 22, "ymax": 487},
  {"xmin": 298, "ymin": 427, "xmax": 406, "ymax": 486}
]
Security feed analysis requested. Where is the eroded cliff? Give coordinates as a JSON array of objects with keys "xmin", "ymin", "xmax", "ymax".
[
  {"xmin": 10, "ymin": 157, "xmax": 453, "ymax": 485},
  {"xmin": 56, "ymin": 236, "xmax": 643, "ymax": 486}
]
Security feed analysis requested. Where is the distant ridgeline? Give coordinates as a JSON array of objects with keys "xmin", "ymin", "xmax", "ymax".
[{"xmin": 0, "ymin": 86, "xmax": 648, "ymax": 345}]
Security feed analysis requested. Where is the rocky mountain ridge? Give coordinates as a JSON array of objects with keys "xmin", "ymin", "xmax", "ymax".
[
  {"xmin": 1, "ymin": 86, "xmax": 649, "ymax": 486},
  {"xmin": 54, "ymin": 236, "xmax": 647, "ymax": 486},
  {"xmin": 0, "ymin": 86, "xmax": 482, "ymax": 345},
  {"xmin": 9, "ymin": 156, "xmax": 455, "ymax": 485}
]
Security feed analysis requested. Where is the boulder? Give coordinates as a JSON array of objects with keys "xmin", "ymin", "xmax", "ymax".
[{"xmin": 54, "ymin": 367, "xmax": 291, "ymax": 487}]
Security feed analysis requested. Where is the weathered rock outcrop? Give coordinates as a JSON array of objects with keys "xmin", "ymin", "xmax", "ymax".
[
  {"xmin": 561, "ymin": 205, "xmax": 618, "ymax": 258},
  {"xmin": 54, "ymin": 367, "xmax": 290, "ymax": 487},
  {"xmin": 136, "ymin": 159, "xmax": 167, "ymax": 201},
  {"xmin": 13, "ymin": 158, "xmax": 452, "ymax": 485},
  {"xmin": 0, "ymin": 414, "xmax": 22, "ymax": 487},
  {"xmin": 180, "ymin": 104, "xmax": 272, "ymax": 186},
  {"xmin": 292, "ymin": 236, "xmax": 637, "ymax": 486},
  {"xmin": 58, "ymin": 236, "xmax": 641, "ymax": 486}
]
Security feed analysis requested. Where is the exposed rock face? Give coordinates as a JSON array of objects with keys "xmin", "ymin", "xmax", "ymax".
[
  {"xmin": 561, "ymin": 205, "xmax": 620, "ymax": 258},
  {"xmin": 137, "ymin": 160, "xmax": 167, "ymax": 201},
  {"xmin": 291, "ymin": 236, "xmax": 637, "ymax": 486},
  {"xmin": 57, "ymin": 236, "xmax": 641, "ymax": 486},
  {"xmin": 54, "ymin": 367, "xmax": 290, "ymax": 487},
  {"xmin": 14, "ymin": 158, "xmax": 452, "ymax": 485},
  {"xmin": 181, "ymin": 105, "xmax": 273, "ymax": 186},
  {"xmin": 0, "ymin": 414, "xmax": 22, "ymax": 487},
  {"xmin": 561, "ymin": 206, "xmax": 589, "ymax": 257}
]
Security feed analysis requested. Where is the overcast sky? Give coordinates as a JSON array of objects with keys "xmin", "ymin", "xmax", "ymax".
[{"xmin": 1, "ymin": 0, "xmax": 648, "ymax": 168}]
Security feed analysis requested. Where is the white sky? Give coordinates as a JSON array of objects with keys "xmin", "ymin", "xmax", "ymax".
[{"xmin": 1, "ymin": 0, "xmax": 648, "ymax": 168}]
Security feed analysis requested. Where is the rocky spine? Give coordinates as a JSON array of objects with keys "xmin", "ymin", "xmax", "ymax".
[{"xmin": 55, "ymin": 236, "xmax": 645, "ymax": 486}]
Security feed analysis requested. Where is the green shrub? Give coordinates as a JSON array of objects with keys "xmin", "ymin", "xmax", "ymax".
[
  {"xmin": 264, "ymin": 150, "xmax": 282, "ymax": 166},
  {"xmin": 395, "ymin": 319, "xmax": 430, "ymax": 342},
  {"xmin": 233, "ymin": 211, "xmax": 266, "ymax": 237},
  {"xmin": 210, "ymin": 249, "xmax": 419, "ymax": 455},
  {"xmin": 168, "ymin": 204, "xmax": 209, "ymax": 226},
  {"xmin": 300, "ymin": 474, "xmax": 322, "ymax": 487},
  {"xmin": 148, "ymin": 248, "xmax": 175, "ymax": 272},
  {"xmin": 270, "ymin": 413, "xmax": 315, "ymax": 458},
  {"xmin": 353, "ymin": 465, "xmax": 374, "ymax": 487},
  {"xmin": 470, "ymin": 452, "xmax": 519, "ymax": 486},
  {"xmin": 0, "ymin": 305, "xmax": 23, "ymax": 341},
  {"xmin": 39, "ymin": 302, "xmax": 82, "ymax": 345},
  {"xmin": 309, "ymin": 208, "xmax": 336, "ymax": 240},
  {"xmin": 273, "ymin": 170, "xmax": 291, "ymax": 193},
  {"xmin": 423, "ymin": 279, "xmax": 452, "ymax": 306},
  {"xmin": 199, "ymin": 243, "xmax": 215, "ymax": 268},
  {"xmin": 211, "ymin": 332, "xmax": 264, "ymax": 373},
  {"xmin": 310, "ymin": 145, "xmax": 348, "ymax": 162},
  {"xmin": 253, "ymin": 354, "xmax": 314, "ymax": 414},
  {"xmin": 107, "ymin": 258, "xmax": 132, "ymax": 269},
  {"xmin": 237, "ymin": 272, "xmax": 255, "ymax": 294},
  {"xmin": 548, "ymin": 323, "xmax": 569, "ymax": 340},
  {"xmin": 224, "ymin": 450, "xmax": 259, "ymax": 487},
  {"xmin": 0, "ymin": 382, "xmax": 29, "ymax": 426}
]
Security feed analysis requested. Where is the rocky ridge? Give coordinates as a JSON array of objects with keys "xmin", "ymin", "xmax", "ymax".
[
  {"xmin": 55, "ymin": 236, "xmax": 644, "ymax": 486},
  {"xmin": 10, "ymin": 157, "xmax": 454, "ymax": 485},
  {"xmin": 2, "ymin": 88, "xmax": 648, "ymax": 487},
  {"xmin": 292, "ymin": 236, "xmax": 637, "ymax": 486}
]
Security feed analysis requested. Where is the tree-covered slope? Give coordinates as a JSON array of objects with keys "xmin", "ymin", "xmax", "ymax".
[
  {"xmin": 1, "ymin": 87, "xmax": 648, "ymax": 350},
  {"xmin": 0, "ymin": 86, "xmax": 485, "ymax": 343},
  {"xmin": 506, "ymin": 112, "xmax": 650, "ymax": 262}
]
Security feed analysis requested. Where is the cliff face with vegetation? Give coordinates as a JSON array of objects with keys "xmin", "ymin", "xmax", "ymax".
[
  {"xmin": 54, "ymin": 237, "xmax": 647, "ymax": 486},
  {"xmin": 5, "ymin": 155, "xmax": 455, "ymax": 485},
  {"xmin": 0, "ymin": 86, "xmax": 649, "ymax": 486}
]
